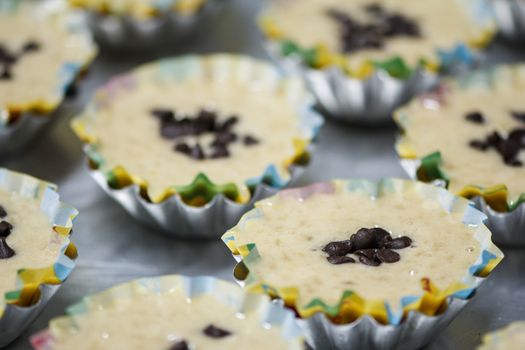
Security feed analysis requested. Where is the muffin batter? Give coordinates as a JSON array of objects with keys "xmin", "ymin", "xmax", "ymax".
[
  {"xmin": 398, "ymin": 73, "xmax": 525, "ymax": 204},
  {"xmin": 0, "ymin": 190, "xmax": 64, "ymax": 313},
  {"xmin": 479, "ymin": 322, "xmax": 525, "ymax": 350},
  {"xmin": 229, "ymin": 183, "xmax": 482, "ymax": 309},
  {"xmin": 69, "ymin": 0, "xmax": 207, "ymax": 17},
  {"xmin": 0, "ymin": 0, "xmax": 96, "ymax": 122},
  {"xmin": 50, "ymin": 288, "xmax": 299, "ymax": 350},
  {"xmin": 77, "ymin": 58, "xmax": 309, "ymax": 201},
  {"xmin": 264, "ymin": 0, "xmax": 487, "ymax": 70}
]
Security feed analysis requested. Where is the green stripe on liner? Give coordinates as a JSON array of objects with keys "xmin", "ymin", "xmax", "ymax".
[
  {"xmin": 5, "ymin": 290, "xmax": 21, "ymax": 303},
  {"xmin": 372, "ymin": 57, "xmax": 412, "ymax": 79},
  {"xmin": 175, "ymin": 173, "xmax": 239, "ymax": 205},
  {"xmin": 417, "ymin": 152, "xmax": 450, "ymax": 185}
]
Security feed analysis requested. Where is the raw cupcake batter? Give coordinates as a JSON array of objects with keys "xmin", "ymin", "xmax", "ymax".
[
  {"xmin": 0, "ymin": 0, "xmax": 95, "ymax": 120},
  {"xmin": 81, "ymin": 63, "xmax": 305, "ymax": 201},
  {"xmin": 230, "ymin": 184, "xmax": 481, "ymax": 309},
  {"xmin": 50, "ymin": 288, "xmax": 298, "ymax": 350},
  {"xmin": 399, "ymin": 77, "xmax": 525, "ymax": 203},
  {"xmin": 0, "ymin": 191, "xmax": 63, "ymax": 313},
  {"xmin": 265, "ymin": 0, "xmax": 485, "ymax": 70},
  {"xmin": 478, "ymin": 322, "xmax": 525, "ymax": 350}
]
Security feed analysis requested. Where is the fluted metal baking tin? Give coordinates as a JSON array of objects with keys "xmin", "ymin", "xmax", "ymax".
[
  {"xmin": 266, "ymin": 43, "xmax": 438, "ymax": 124},
  {"xmin": 299, "ymin": 297, "xmax": 469, "ymax": 350},
  {"xmin": 491, "ymin": 0, "xmax": 525, "ymax": 41},
  {"xmin": 0, "ymin": 113, "xmax": 49, "ymax": 156},
  {"xmin": 0, "ymin": 284, "xmax": 60, "ymax": 348},
  {"xmin": 85, "ymin": 0, "xmax": 224, "ymax": 49},
  {"xmin": 89, "ymin": 165, "xmax": 305, "ymax": 239},
  {"xmin": 399, "ymin": 158, "xmax": 525, "ymax": 247},
  {"xmin": 30, "ymin": 275, "xmax": 304, "ymax": 350},
  {"xmin": 234, "ymin": 260, "xmax": 474, "ymax": 350}
]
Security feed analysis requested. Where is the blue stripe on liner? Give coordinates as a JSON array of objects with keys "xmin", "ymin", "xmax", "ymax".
[{"xmin": 469, "ymin": 250, "xmax": 498, "ymax": 275}]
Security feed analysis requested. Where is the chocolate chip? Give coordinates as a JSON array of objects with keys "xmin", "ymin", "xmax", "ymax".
[
  {"xmin": 243, "ymin": 135, "xmax": 260, "ymax": 146},
  {"xmin": 469, "ymin": 140, "xmax": 488, "ymax": 151},
  {"xmin": 0, "ymin": 45, "xmax": 17, "ymax": 65},
  {"xmin": 364, "ymin": 3, "xmax": 383, "ymax": 13},
  {"xmin": 0, "ymin": 221, "xmax": 13, "ymax": 238},
  {"xmin": 210, "ymin": 145, "xmax": 230, "ymax": 159},
  {"xmin": 354, "ymin": 249, "xmax": 377, "ymax": 259},
  {"xmin": 465, "ymin": 111, "xmax": 485, "ymax": 124},
  {"xmin": 327, "ymin": 255, "xmax": 355, "ymax": 265},
  {"xmin": 174, "ymin": 143, "xmax": 192, "ymax": 155},
  {"xmin": 168, "ymin": 340, "xmax": 189, "ymax": 350},
  {"xmin": 0, "ymin": 67, "xmax": 12, "ymax": 80},
  {"xmin": 0, "ymin": 238, "xmax": 15, "ymax": 259},
  {"xmin": 218, "ymin": 116, "xmax": 239, "ymax": 131},
  {"xmin": 195, "ymin": 110, "xmax": 217, "ymax": 133},
  {"xmin": 191, "ymin": 143, "xmax": 205, "ymax": 160},
  {"xmin": 376, "ymin": 249, "xmax": 400, "ymax": 263},
  {"xmin": 369, "ymin": 227, "xmax": 391, "ymax": 247},
  {"xmin": 385, "ymin": 236, "xmax": 412, "ymax": 249},
  {"xmin": 203, "ymin": 324, "xmax": 232, "ymax": 338},
  {"xmin": 215, "ymin": 131, "xmax": 237, "ymax": 145},
  {"xmin": 358, "ymin": 255, "xmax": 381, "ymax": 266},
  {"xmin": 151, "ymin": 108, "xmax": 175, "ymax": 122},
  {"xmin": 0, "ymin": 206, "xmax": 6, "ymax": 218},
  {"xmin": 350, "ymin": 228, "xmax": 376, "ymax": 250},
  {"xmin": 322, "ymin": 240, "xmax": 353, "ymax": 256},
  {"xmin": 511, "ymin": 111, "xmax": 525, "ymax": 123},
  {"xmin": 22, "ymin": 41, "xmax": 40, "ymax": 53}
]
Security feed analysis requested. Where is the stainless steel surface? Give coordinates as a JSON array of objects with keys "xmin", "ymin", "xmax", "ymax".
[
  {"xmin": 0, "ymin": 114, "xmax": 50, "ymax": 156},
  {"xmin": 2, "ymin": 1, "xmax": 525, "ymax": 349}
]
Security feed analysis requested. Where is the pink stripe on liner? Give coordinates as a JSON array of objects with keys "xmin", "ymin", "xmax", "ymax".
[
  {"xmin": 30, "ymin": 329, "xmax": 55, "ymax": 350},
  {"xmin": 279, "ymin": 182, "xmax": 336, "ymax": 200}
]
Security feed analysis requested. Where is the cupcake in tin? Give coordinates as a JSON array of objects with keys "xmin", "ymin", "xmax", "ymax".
[
  {"xmin": 260, "ymin": 0, "xmax": 495, "ymax": 123},
  {"xmin": 395, "ymin": 65, "xmax": 525, "ymax": 245},
  {"xmin": 0, "ymin": 0, "xmax": 97, "ymax": 155},
  {"xmin": 491, "ymin": 0, "xmax": 525, "ymax": 41},
  {"xmin": 30, "ymin": 275, "xmax": 304, "ymax": 350},
  {"xmin": 72, "ymin": 54, "xmax": 322, "ymax": 238},
  {"xmin": 222, "ymin": 178, "xmax": 503, "ymax": 349},
  {"xmin": 69, "ymin": 0, "xmax": 223, "ymax": 48},
  {"xmin": 0, "ymin": 168, "xmax": 78, "ymax": 347},
  {"xmin": 478, "ymin": 322, "xmax": 525, "ymax": 349}
]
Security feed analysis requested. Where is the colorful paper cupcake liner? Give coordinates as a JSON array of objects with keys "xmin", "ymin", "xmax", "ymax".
[
  {"xmin": 30, "ymin": 275, "xmax": 304, "ymax": 350},
  {"xmin": 70, "ymin": 0, "xmax": 224, "ymax": 49},
  {"xmin": 260, "ymin": 0, "xmax": 495, "ymax": 123},
  {"xmin": 223, "ymin": 178, "xmax": 503, "ymax": 349},
  {"xmin": 491, "ymin": 0, "xmax": 525, "ymax": 41},
  {"xmin": 395, "ymin": 65, "xmax": 525, "ymax": 245},
  {"xmin": 0, "ymin": 168, "xmax": 78, "ymax": 347},
  {"xmin": 72, "ymin": 54, "xmax": 323, "ymax": 238},
  {"xmin": 0, "ymin": 0, "xmax": 97, "ymax": 155}
]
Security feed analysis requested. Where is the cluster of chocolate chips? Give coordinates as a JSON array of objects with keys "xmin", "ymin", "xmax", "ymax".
[
  {"xmin": 0, "ymin": 205, "xmax": 15, "ymax": 259},
  {"xmin": 466, "ymin": 111, "xmax": 525, "ymax": 167},
  {"xmin": 168, "ymin": 324, "xmax": 232, "ymax": 350},
  {"xmin": 151, "ymin": 108, "xmax": 260, "ymax": 161},
  {"xmin": 0, "ymin": 40, "xmax": 41, "ymax": 80},
  {"xmin": 322, "ymin": 227, "xmax": 412, "ymax": 267},
  {"xmin": 326, "ymin": 3, "xmax": 420, "ymax": 53}
]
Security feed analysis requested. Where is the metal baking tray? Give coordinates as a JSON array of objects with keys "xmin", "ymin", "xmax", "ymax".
[{"xmin": 3, "ymin": 1, "xmax": 525, "ymax": 349}]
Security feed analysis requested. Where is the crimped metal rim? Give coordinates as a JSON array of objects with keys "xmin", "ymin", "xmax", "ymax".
[
  {"xmin": 88, "ymin": 160, "xmax": 306, "ymax": 238},
  {"xmin": 399, "ymin": 158, "xmax": 525, "ymax": 246},
  {"xmin": 491, "ymin": 0, "xmax": 525, "ymax": 41}
]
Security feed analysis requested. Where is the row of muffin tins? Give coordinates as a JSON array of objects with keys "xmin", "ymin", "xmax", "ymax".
[{"xmin": 0, "ymin": 169, "xmax": 507, "ymax": 349}]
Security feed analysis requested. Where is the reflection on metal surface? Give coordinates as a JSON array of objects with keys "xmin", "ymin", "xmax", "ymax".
[
  {"xmin": 492, "ymin": 0, "xmax": 525, "ymax": 41},
  {"xmin": 0, "ymin": 114, "xmax": 50, "ymax": 156}
]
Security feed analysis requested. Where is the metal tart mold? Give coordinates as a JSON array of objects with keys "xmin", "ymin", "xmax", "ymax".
[
  {"xmin": 223, "ymin": 178, "xmax": 503, "ymax": 350},
  {"xmin": 259, "ymin": 0, "xmax": 495, "ymax": 124},
  {"xmin": 30, "ymin": 275, "xmax": 304, "ymax": 350},
  {"xmin": 72, "ymin": 54, "xmax": 323, "ymax": 238},
  {"xmin": 0, "ymin": 168, "xmax": 78, "ymax": 347}
]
